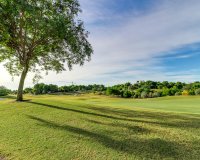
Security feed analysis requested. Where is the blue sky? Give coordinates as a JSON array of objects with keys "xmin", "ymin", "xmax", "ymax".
[{"xmin": 1, "ymin": 0, "xmax": 200, "ymax": 89}]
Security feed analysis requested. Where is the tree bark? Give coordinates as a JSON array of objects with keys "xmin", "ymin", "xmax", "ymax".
[{"xmin": 17, "ymin": 67, "xmax": 28, "ymax": 101}]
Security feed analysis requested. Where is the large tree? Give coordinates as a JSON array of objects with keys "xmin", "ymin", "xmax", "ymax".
[{"xmin": 0, "ymin": 0, "xmax": 93, "ymax": 101}]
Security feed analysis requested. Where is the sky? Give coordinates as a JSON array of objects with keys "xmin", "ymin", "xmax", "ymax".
[{"xmin": 1, "ymin": 0, "xmax": 200, "ymax": 89}]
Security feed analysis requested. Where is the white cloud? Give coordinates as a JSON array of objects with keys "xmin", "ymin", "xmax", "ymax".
[{"xmin": 1, "ymin": 0, "xmax": 200, "ymax": 89}]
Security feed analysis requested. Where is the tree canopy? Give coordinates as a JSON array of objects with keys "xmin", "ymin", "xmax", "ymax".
[
  {"xmin": 0, "ymin": 0, "xmax": 93, "ymax": 101},
  {"xmin": 19, "ymin": 81, "xmax": 200, "ymax": 98}
]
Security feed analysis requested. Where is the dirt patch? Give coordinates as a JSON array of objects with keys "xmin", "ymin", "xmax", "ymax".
[{"xmin": 0, "ymin": 156, "xmax": 5, "ymax": 160}]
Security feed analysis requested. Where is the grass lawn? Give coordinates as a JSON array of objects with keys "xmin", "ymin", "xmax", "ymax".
[{"xmin": 0, "ymin": 95, "xmax": 200, "ymax": 160}]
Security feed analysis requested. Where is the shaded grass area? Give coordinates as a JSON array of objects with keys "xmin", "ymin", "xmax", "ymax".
[{"xmin": 0, "ymin": 95, "xmax": 200, "ymax": 160}]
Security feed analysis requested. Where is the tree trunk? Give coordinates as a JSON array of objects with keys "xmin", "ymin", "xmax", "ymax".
[{"xmin": 17, "ymin": 67, "xmax": 28, "ymax": 101}]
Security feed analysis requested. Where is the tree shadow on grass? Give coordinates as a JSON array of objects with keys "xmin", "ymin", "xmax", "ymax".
[
  {"xmin": 27, "ymin": 101, "xmax": 138, "ymax": 122},
  {"xmin": 0, "ymin": 95, "xmax": 16, "ymax": 100},
  {"xmin": 17, "ymin": 99, "xmax": 32, "ymax": 102},
  {"xmin": 27, "ymin": 101, "xmax": 200, "ymax": 129},
  {"xmin": 0, "ymin": 95, "xmax": 32, "ymax": 103},
  {"xmin": 84, "ymin": 105, "xmax": 200, "ymax": 121},
  {"xmin": 28, "ymin": 115, "xmax": 186, "ymax": 159},
  {"xmin": 83, "ymin": 118, "xmax": 151, "ymax": 135},
  {"xmin": 85, "ymin": 106, "xmax": 200, "ymax": 129}
]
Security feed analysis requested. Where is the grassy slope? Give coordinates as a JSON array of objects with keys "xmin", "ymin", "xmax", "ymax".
[{"xmin": 0, "ymin": 95, "xmax": 200, "ymax": 160}]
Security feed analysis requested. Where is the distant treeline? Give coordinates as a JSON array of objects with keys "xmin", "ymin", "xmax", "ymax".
[
  {"xmin": 21, "ymin": 81, "xmax": 200, "ymax": 98},
  {"xmin": 105, "ymin": 81, "xmax": 200, "ymax": 98},
  {"xmin": 1, "ymin": 81, "xmax": 200, "ymax": 98},
  {"xmin": 21, "ymin": 83, "xmax": 106, "ymax": 95}
]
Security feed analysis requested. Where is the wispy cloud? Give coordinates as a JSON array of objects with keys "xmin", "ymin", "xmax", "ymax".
[{"xmin": 1, "ymin": 0, "xmax": 200, "ymax": 89}]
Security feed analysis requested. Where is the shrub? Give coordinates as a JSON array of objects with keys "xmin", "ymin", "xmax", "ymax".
[
  {"xmin": 148, "ymin": 92, "xmax": 153, "ymax": 98},
  {"xmin": 133, "ymin": 92, "xmax": 141, "ymax": 98},
  {"xmin": 169, "ymin": 87, "xmax": 179, "ymax": 96},
  {"xmin": 141, "ymin": 91, "xmax": 149, "ymax": 99},
  {"xmin": 188, "ymin": 90, "xmax": 195, "ymax": 95},
  {"xmin": 195, "ymin": 89, "xmax": 200, "ymax": 95},
  {"xmin": 182, "ymin": 90, "xmax": 189, "ymax": 96},
  {"xmin": 152, "ymin": 92, "xmax": 161, "ymax": 98},
  {"xmin": 0, "ymin": 86, "xmax": 9, "ymax": 96},
  {"xmin": 175, "ymin": 92, "xmax": 182, "ymax": 96},
  {"xmin": 106, "ymin": 88, "xmax": 113, "ymax": 95},
  {"xmin": 162, "ymin": 88, "xmax": 170, "ymax": 96},
  {"xmin": 122, "ymin": 90, "xmax": 132, "ymax": 98},
  {"xmin": 106, "ymin": 87, "xmax": 121, "ymax": 96}
]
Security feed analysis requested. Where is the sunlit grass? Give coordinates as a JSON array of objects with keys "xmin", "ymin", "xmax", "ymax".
[{"xmin": 0, "ymin": 95, "xmax": 200, "ymax": 160}]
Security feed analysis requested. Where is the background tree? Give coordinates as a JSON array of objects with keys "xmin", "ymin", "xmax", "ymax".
[
  {"xmin": 0, "ymin": 86, "xmax": 10, "ymax": 96},
  {"xmin": 0, "ymin": 0, "xmax": 93, "ymax": 101}
]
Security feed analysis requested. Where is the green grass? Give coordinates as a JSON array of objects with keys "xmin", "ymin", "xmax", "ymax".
[{"xmin": 0, "ymin": 94, "xmax": 200, "ymax": 160}]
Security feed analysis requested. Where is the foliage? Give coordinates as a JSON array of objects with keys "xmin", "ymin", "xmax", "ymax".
[
  {"xmin": 33, "ymin": 83, "xmax": 45, "ymax": 95},
  {"xmin": 27, "ymin": 83, "xmax": 107, "ymax": 95},
  {"xmin": 19, "ymin": 81, "xmax": 200, "ymax": 99},
  {"xmin": 141, "ymin": 91, "xmax": 149, "ymax": 99},
  {"xmin": 152, "ymin": 91, "xmax": 161, "ymax": 98},
  {"xmin": 105, "ymin": 81, "xmax": 200, "ymax": 99},
  {"xmin": 182, "ymin": 90, "xmax": 189, "ymax": 96},
  {"xmin": 32, "ymin": 83, "xmax": 58, "ymax": 95},
  {"xmin": 122, "ymin": 90, "xmax": 132, "ymax": 98},
  {"xmin": 161, "ymin": 87, "xmax": 170, "ymax": 96},
  {"xmin": 0, "ymin": 0, "xmax": 93, "ymax": 100},
  {"xmin": 106, "ymin": 87, "xmax": 121, "ymax": 96},
  {"xmin": 189, "ymin": 90, "xmax": 195, "ymax": 95},
  {"xmin": 0, "ymin": 86, "xmax": 9, "ymax": 96},
  {"xmin": 23, "ymin": 87, "xmax": 33, "ymax": 94},
  {"xmin": 195, "ymin": 89, "xmax": 200, "ymax": 95},
  {"xmin": 175, "ymin": 92, "xmax": 182, "ymax": 96}
]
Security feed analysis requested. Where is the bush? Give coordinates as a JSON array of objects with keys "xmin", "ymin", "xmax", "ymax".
[
  {"xmin": 133, "ymin": 92, "xmax": 141, "ymax": 98},
  {"xmin": 0, "ymin": 86, "xmax": 9, "ymax": 96},
  {"xmin": 122, "ymin": 90, "xmax": 132, "ymax": 98},
  {"xmin": 188, "ymin": 90, "xmax": 195, "ymax": 95},
  {"xmin": 141, "ymin": 91, "xmax": 149, "ymax": 99},
  {"xmin": 169, "ymin": 87, "xmax": 179, "ymax": 96},
  {"xmin": 175, "ymin": 92, "xmax": 182, "ymax": 96},
  {"xmin": 148, "ymin": 92, "xmax": 153, "ymax": 98},
  {"xmin": 152, "ymin": 92, "xmax": 161, "ymax": 98},
  {"xmin": 182, "ymin": 90, "xmax": 189, "ymax": 96},
  {"xmin": 106, "ymin": 87, "xmax": 121, "ymax": 96},
  {"xmin": 162, "ymin": 88, "xmax": 170, "ymax": 96},
  {"xmin": 195, "ymin": 89, "xmax": 200, "ymax": 95}
]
